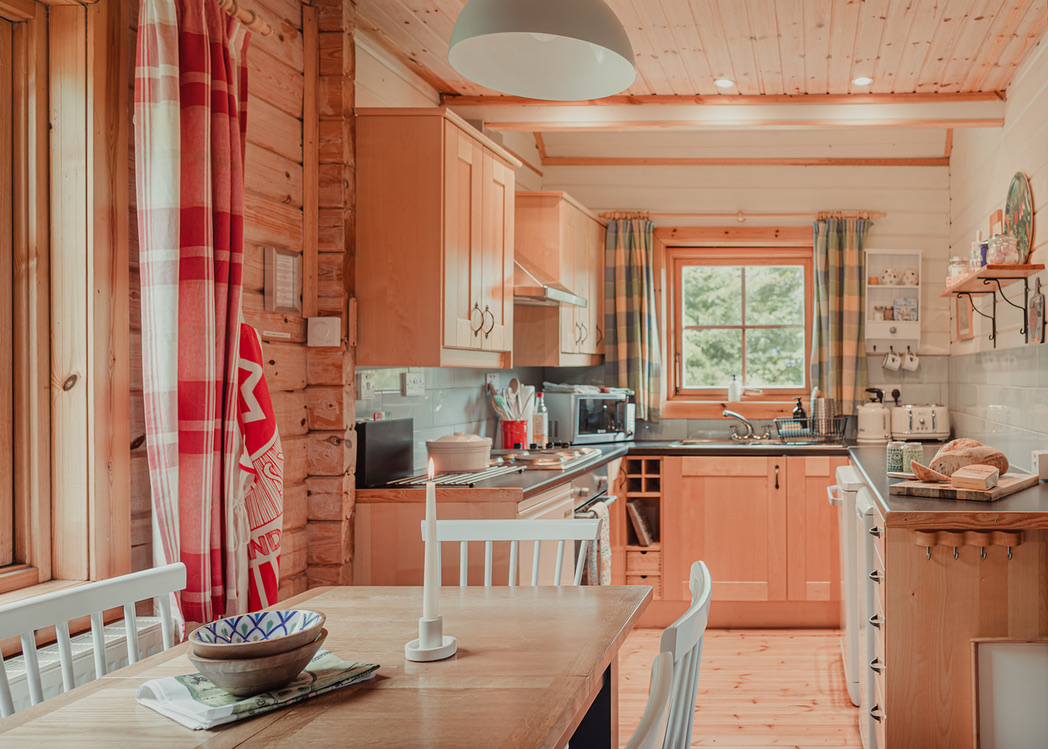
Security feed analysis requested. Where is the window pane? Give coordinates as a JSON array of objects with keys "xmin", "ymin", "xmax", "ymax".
[
  {"xmin": 683, "ymin": 329, "xmax": 742, "ymax": 387},
  {"xmin": 746, "ymin": 266, "xmax": 804, "ymax": 325},
  {"xmin": 746, "ymin": 327, "xmax": 806, "ymax": 388},
  {"xmin": 682, "ymin": 266, "xmax": 741, "ymax": 326}
]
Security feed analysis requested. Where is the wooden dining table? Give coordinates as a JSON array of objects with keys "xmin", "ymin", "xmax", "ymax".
[{"xmin": 0, "ymin": 584, "xmax": 651, "ymax": 748}]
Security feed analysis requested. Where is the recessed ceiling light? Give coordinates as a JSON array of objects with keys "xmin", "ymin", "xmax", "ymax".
[
  {"xmin": 714, "ymin": 78, "xmax": 735, "ymax": 89},
  {"xmin": 852, "ymin": 76, "xmax": 873, "ymax": 86}
]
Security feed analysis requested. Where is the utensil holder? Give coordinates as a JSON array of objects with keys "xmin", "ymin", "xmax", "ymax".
[
  {"xmin": 500, "ymin": 419, "xmax": 528, "ymax": 449},
  {"xmin": 811, "ymin": 398, "xmax": 836, "ymax": 435}
]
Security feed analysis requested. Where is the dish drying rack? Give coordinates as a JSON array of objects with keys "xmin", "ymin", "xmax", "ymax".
[{"xmin": 773, "ymin": 415, "xmax": 848, "ymax": 445}]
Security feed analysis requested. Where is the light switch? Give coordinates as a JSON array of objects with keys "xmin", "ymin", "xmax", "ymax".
[
  {"xmin": 307, "ymin": 317, "xmax": 341, "ymax": 347},
  {"xmin": 357, "ymin": 371, "xmax": 376, "ymax": 400}
]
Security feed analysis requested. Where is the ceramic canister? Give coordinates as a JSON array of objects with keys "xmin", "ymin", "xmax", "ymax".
[{"xmin": 886, "ymin": 441, "xmax": 906, "ymax": 473}]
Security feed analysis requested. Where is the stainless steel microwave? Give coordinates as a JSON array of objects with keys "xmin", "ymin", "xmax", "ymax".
[{"xmin": 543, "ymin": 392, "xmax": 635, "ymax": 445}]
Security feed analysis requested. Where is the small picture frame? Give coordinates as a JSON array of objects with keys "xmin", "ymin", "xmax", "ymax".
[
  {"xmin": 956, "ymin": 295, "xmax": 974, "ymax": 341},
  {"xmin": 990, "ymin": 209, "xmax": 1003, "ymax": 237}
]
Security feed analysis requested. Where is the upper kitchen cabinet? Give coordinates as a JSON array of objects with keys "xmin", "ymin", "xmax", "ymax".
[
  {"xmin": 513, "ymin": 192, "xmax": 606, "ymax": 367},
  {"xmin": 356, "ymin": 108, "xmax": 519, "ymax": 368}
]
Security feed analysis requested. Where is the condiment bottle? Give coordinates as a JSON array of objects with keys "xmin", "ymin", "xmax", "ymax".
[{"xmin": 532, "ymin": 392, "xmax": 548, "ymax": 448}]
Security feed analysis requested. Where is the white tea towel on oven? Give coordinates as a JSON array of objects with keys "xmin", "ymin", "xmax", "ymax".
[{"xmin": 582, "ymin": 500, "xmax": 611, "ymax": 585}]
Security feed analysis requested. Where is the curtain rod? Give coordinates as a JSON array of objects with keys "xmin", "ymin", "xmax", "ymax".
[
  {"xmin": 598, "ymin": 209, "xmax": 886, "ymax": 223},
  {"xmin": 215, "ymin": 0, "xmax": 272, "ymax": 36}
]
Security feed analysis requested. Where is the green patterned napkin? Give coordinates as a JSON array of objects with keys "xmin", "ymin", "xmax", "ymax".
[{"xmin": 135, "ymin": 650, "xmax": 379, "ymax": 730}]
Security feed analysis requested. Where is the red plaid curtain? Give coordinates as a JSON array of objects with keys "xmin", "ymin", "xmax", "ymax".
[{"xmin": 135, "ymin": 0, "xmax": 251, "ymax": 624}]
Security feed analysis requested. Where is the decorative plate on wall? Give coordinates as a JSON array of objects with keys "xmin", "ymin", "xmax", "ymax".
[{"xmin": 1004, "ymin": 171, "xmax": 1034, "ymax": 262}]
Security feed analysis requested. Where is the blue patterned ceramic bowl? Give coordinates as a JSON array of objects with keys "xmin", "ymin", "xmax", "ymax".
[{"xmin": 189, "ymin": 609, "xmax": 326, "ymax": 659}]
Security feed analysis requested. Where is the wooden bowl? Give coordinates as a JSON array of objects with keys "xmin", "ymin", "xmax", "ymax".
[
  {"xmin": 188, "ymin": 629, "xmax": 327, "ymax": 697},
  {"xmin": 189, "ymin": 609, "xmax": 326, "ymax": 660}
]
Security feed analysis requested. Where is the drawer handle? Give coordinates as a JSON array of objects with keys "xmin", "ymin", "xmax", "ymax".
[
  {"xmin": 869, "ymin": 613, "xmax": 883, "ymax": 629},
  {"xmin": 869, "ymin": 570, "xmax": 883, "ymax": 584},
  {"xmin": 482, "ymin": 306, "xmax": 495, "ymax": 338},
  {"xmin": 870, "ymin": 657, "xmax": 884, "ymax": 674},
  {"xmin": 870, "ymin": 704, "xmax": 883, "ymax": 723},
  {"xmin": 869, "ymin": 526, "xmax": 881, "ymax": 537}
]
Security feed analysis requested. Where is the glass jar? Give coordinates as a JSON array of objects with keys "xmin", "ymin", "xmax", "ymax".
[
  {"xmin": 987, "ymin": 234, "xmax": 1018, "ymax": 265},
  {"xmin": 946, "ymin": 256, "xmax": 968, "ymax": 285}
]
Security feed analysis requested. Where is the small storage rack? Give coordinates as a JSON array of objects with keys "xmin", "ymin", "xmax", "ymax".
[{"xmin": 773, "ymin": 415, "xmax": 848, "ymax": 445}]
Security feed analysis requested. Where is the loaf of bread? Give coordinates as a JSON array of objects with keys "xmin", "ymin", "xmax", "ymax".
[{"xmin": 929, "ymin": 444, "xmax": 1009, "ymax": 477}]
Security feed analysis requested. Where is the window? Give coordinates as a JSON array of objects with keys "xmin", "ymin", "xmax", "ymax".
[{"xmin": 664, "ymin": 243, "xmax": 813, "ymax": 417}]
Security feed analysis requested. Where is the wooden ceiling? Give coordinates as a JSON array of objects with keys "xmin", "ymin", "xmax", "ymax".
[{"xmin": 356, "ymin": 0, "xmax": 1047, "ymax": 99}]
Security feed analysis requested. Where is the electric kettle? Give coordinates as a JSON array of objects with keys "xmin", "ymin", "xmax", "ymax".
[{"xmin": 857, "ymin": 388, "xmax": 891, "ymax": 444}]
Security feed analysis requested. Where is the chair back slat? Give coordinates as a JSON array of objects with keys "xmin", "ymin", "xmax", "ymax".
[
  {"xmin": 660, "ymin": 560, "xmax": 713, "ymax": 749},
  {"xmin": 626, "ymin": 650, "xmax": 674, "ymax": 749},
  {"xmin": 0, "ymin": 562, "xmax": 187, "ymax": 718},
  {"xmin": 56, "ymin": 622, "xmax": 75, "ymax": 692},
  {"xmin": 420, "ymin": 519, "xmax": 601, "ymax": 588}
]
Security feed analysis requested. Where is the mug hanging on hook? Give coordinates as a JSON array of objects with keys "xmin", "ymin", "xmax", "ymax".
[
  {"xmin": 883, "ymin": 346, "xmax": 902, "ymax": 371},
  {"xmin": 903, "ymin": 346, "xmax": 919, "ymax": 371}
]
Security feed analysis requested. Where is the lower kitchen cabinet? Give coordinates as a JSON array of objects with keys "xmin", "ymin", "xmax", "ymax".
[{"xmin": 637, "ymin": 454, "xmax": 847, "ymax": 627}]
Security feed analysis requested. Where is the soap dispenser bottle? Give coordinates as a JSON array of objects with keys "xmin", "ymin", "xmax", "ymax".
[
  {"xmin": 727, "ymin": 375, "xmax": 742, "ymax": 402},
  {"xmin": 792, "ymin": 397, "xmax": 807, "ymax": 420}
]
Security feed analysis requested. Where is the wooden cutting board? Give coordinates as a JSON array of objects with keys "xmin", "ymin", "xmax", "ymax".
[{"xmin": 888, "ymin": 473, "xmax": 1039, "ymax": 502}]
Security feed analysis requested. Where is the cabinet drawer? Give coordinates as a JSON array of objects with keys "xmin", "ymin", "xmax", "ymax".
[
  {"xmin": 626, "ymin": 549, "xmax": 661, "ymax": 576},
  {"xmin": 627, "ymin": 574, "xmax": 661, "ymax": 598}
]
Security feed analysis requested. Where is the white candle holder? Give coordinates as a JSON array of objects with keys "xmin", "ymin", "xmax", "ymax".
[{"xmin": 405, "ymin": 616, "xmax": 457, "ymax": 662}]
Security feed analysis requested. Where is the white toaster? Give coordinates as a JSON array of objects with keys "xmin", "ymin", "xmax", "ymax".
[{"xmin": 890, "ymin": 404, "xmax": 950, "ymax": 441}]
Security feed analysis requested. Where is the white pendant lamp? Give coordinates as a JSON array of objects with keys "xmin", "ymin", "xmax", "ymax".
[{"xmin": 449, "ymin": 0, "xmax": 636, "ymax": 101}]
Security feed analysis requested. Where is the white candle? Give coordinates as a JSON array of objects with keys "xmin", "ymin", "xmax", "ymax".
[{"xmin": 422, "ymin": 458, "xmax": 439, "ymax": 620}]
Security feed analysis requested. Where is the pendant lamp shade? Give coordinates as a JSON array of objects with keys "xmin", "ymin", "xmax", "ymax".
[{"xmin": 449, "ymin": 0, "xmax": 636, "ymax": 101}]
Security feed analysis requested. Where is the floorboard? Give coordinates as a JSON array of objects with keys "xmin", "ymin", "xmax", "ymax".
[{"xmin": 618, "ymin": 628, "xmax": 862, "ymax": 748}]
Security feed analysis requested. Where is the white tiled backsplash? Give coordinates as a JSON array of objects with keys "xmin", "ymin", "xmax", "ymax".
[{"xmin": 355, "ymin": 366, "xmax": 544, "ymax": 471}]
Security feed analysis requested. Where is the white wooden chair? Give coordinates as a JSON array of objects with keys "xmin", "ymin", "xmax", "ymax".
[
  {"xmin": 626, "ymin": 651, "xmax": 674, "ymax": 749},
  {"xmin": 0, "ymin": 562, "xmax": 187, "ymax": 718},
  {"xmin": 422, "ymin": 518, "xmax": 602, "ymax": 586},
  {"xmin": 659, "ymin": 559, "xmax": 713, "ymax": 749}
]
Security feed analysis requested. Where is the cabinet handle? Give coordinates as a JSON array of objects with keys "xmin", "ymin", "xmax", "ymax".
[
  {"xmin": 579, "ymin": 322, "xmax": 588, "ymax": 344},
  {"xmin": 870, "ymin": 704, "xmax": 883, "ymax": 723},
  {"xmin": 869, "ymin": 657, "xmax": 884, "ymax": 674},
  {"xmin": 869, "ymin": 526, "xmax": 881, "ymax": 538},
  {"xmin": 470, "ymin": 302, "xmax": 483, "ymax": 336},
  {"xmin": 869, "ymin": 613, "xmax": 883, "ymax": 629},
  {"xmin": 869, "ymin": 569, "xmax": 883, "ymax": 584},
  {"xmin": 774, "ymin": 464, "xmax": 779, "ymax": 490},
  {"xmin": 482, "ymin": 305, "xmax": 495, "ymax": 338},
  {"xmin": 595, "ymin": 325, "xmax": 603, "ymax": 345},
  {"xmin": 574, "ymin": 321, "xmax": 582, "ymax": 346}
]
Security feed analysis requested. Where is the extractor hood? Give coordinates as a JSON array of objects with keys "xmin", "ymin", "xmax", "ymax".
[{"xmin": 513, "ymin": 256, "xmax": 586, "ymax": 307}]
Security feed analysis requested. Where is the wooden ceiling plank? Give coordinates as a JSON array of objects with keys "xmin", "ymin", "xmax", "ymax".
[
  {"xmin": 871, "ymin": 0, "xmax": 922, "ymax": 93},
  {"xmin": 745, "ymin": 0, "xmax": 786, "ymax": 95},
  {"xmin": 892, "ymin": 0, "xmax": 948, "ymax": 92},
  {"xmin": 803, "ymin": 0, "xmax": 833, "ymax": 95},
  {"xmin": 851, "ymin": 0, "xmax": 891, "ymax": 91},
  {"xmin": 614, "ymin": 0, "xmax": 690, "ymax": 95},
  {"xmin": 914, "ymin": 0, "xmax": 985, "ymax": 93},
  {"xmin": 656, "ymin": 0, "xmax": 720, "ymax": 96},
  {"xmin": 713, "ymin": 0, "xmax": 763, "ymax": 95},
  {"xmin": 938, "ymin": 0, "xmax": 1005, "ymax": 93},
  {"xmin": 826, "ymin": 0, "xmax": 863, "ymax": 93},
  {"xmin": 689, "ymin": 0, "xmax": 740, "ymax": 90},
  {"xmin": 777, "ymin": 1, "xmax": 808, "ymax": 95},
  {"xmin": 964, "ymin": 0, "xmax": 1030, "ymax": 91},
  {"xmin": 976, "ymin": 0, "xmax": 1048, "ymax": 92}
]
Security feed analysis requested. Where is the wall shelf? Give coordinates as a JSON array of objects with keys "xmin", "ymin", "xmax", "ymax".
[{"xmin": 941, "ymin": 264, "xmax": 1045, "ymax": 348}]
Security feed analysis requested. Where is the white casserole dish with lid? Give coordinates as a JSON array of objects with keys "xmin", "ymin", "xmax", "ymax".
[{"xmin": 426, "ymin": 432, "xmax": 492, "ymax": 472}]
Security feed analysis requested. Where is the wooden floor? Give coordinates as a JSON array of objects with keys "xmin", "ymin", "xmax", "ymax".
[{"xmin": 618, "ymin": 628, "xmax": 862, "ymax": 748}]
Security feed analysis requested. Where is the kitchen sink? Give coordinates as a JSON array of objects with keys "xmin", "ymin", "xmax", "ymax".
[{"xmin": 669, "ymin": 438, "xmax": 847, "ymax": 451}]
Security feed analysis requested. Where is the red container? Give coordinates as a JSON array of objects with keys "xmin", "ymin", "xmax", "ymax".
[{"xmin": 500, "ymin": 420, "xmax": 528, "ymax": 449}]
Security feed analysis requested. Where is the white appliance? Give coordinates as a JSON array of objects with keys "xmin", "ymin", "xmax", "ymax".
[
  {"xmin": 827, "ymin": 465, "xmax": 864, "ymax": 708},
  {"xmin": 890, "ymin": 403, "xmax": 950, "ymax": 440},
  {"xmin": 856, "ymin": 483, "xmax": 882, "ymax": 749},
  {"xmin": 856, "ymin": 388, "xmax": 891, "ymax": 444}
]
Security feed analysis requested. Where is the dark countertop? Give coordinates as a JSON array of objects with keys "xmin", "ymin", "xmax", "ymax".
[{"xmin": 848, "ymin": 443, "xmax": 1048, "ymax": 528}]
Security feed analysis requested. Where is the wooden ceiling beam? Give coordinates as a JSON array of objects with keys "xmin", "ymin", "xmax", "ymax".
[{"xmin": 441, "ymin": 92, "xmax": 1005, "ymax": 107}]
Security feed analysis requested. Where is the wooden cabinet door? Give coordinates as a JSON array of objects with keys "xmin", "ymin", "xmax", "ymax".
[
  {"xmin": 785, "ymin": 455, "xmax": 849, "ymax": 602},
  {"xmin": 559, "ymin": 203, "xmax": 581, "ymax": 354},
  {"xmin": 478, "ymin": 150, "xmax": 513, "ymax": 352},
  {"xmin": 594, "ymin": 221, "xmax": 606, "ymax": 354},
  {"xmin": 578, "ymin": 214, "xmax": 601, "ymax": 354},
  {"xmin": 443, "ymin": 122, "xmax": 483, "ymax": 350},
  {"xmin": 662, "ymin": 455, "xmax": 788, "ymax": 604}
]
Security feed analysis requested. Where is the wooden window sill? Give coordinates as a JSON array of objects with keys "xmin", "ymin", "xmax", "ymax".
[{"xmin": 661, "ymin": 399, "xmax": 799, "ymax": 420}]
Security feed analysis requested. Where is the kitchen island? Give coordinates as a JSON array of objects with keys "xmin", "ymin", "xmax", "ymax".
[{"xmin": 848, "ymin": 444, "xmax": 1048, "ymax": 749}]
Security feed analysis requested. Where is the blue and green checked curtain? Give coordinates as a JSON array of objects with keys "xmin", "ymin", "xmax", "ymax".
[
  {"xmin": 604, "ymin": 215, "xmax": 661, "ymax": 422},
  {"xmin": 810, "ymin": 215, "xmax": 872, "ymax": 415}
]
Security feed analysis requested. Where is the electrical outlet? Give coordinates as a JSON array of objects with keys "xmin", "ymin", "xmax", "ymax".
[
  {"xmin": 402, "ymin": 372, "xmax": 425, "ymax": 397},
  {"xmin": 357, "ymin": 371, "xmax": 376, "ymax": 400},
  {"xmin": 485, "ymin": 373, "xmax": 499, "ymax": 389}
]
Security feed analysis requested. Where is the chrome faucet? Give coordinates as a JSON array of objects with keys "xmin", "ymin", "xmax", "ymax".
[{"xmin": 723, "ymin": 409, "xmax": 755, "ymax": 439}]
